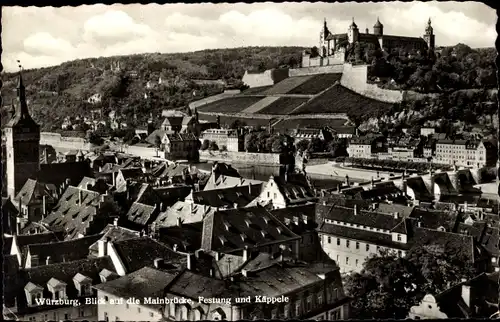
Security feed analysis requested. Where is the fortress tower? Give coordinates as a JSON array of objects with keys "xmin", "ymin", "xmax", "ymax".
[
  {"xmin": 347, "ymin": 18, "xmax": 359, "ymax": 44},
  {"xmin": 5, "ymin": 71, "xmax": 41, "ymax": 199},
  {"xmin": 423, "ymin": 18, "xmax": 435, "ymax": 51}
]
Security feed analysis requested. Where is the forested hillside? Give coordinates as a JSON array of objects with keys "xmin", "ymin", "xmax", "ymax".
[{"xmin": 1, "ymin": 47, "xmax": 304, "ymax": 131}]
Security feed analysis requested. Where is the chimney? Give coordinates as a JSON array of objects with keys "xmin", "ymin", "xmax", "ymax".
[
  {"xmin": 186, "ymin": 254, "xmax": 193, "ymax": 270},
  {"xmin": 31, "ymin": 255, "xmax": 39, "ymax": 267},
  {"xmin": 98, "ymin": 239, "xmax": 108, "ymax": 257},
  {"xmin": 177, "ymin": 217, "xmax": 182, "ymax": 227},
  {"xmin": 159, "ymin": 202, "xmax": 163, "ymax": 212},
  {"xmin": 371, "ymin": 177, "xmax": 375, "ymax": 188},
  {"xmin": 394, "ymin": 212, "xmax": 399, "ymax": 219},
  {"xmin": 248, "ymin": 184, "xmax": 252, "ymax": 195},
  {"xmin": 243, "ymin": 246, "xmax": 249, "ymax": 262},
  {"xmin": 461, "ymin": 283, "xmax": 470, "ymax": 308},
  {"xmin": 345, "ymin": 175, "xmax": 350, "ymax": 186},
  {"xmin": 190, "ymin": 203, "xmax": 193, "ymax": 213},
  {"xmin": 366, "ymin": 28, "xmax": 369, "ymax": 34},
  {"xmin": 354, "ymin": 205, "xmax": 357, "ymax": 216},
  {"xmin": 154, "ymin": 258, "xmax": 164, "ymax": 269},
  {"xmin": 42, "ymin": 195, "xmax": 47, "ymax": 217},
  {"xmin": 173, "ymin": 244, "xmax": 178, "ymax": 252},
  {"xmin": 240, "ymin": 177, "xmax": 243, "ymax": 185},
  {"xmin": 46, "ymin": 256, "xmax": 52, "ymax": 265},
  {"xmin": 215, "ymin": 252, "xmax": 220, "ymax": 261},
  {"xmin": 234, "ymin": 202, "xmax": 238, "ymax": 209},
  {"xmin": 417, "ymin": 221, "xmax": 421, "ymax": 228},
  {"xmin": 210, "ymin": 268, "xmax": 214, "ymax": 277},
  {"xmin": 322, "ymin": 200, "xmax": 327, "ymax": 206},
  {"xmin": 113, "ymin": 217, "xmax": 118, "ymax": 227},
  {"xmin": 337, "ymin": 184, "xmax": 341, "ymax": 193},
  {"xmin": 242, "ymin": 269, "xmax": 248, "ymax": 277},
  {"xmin": 16, "ymin": 217, "xmax": 21, "ymax": 235},
  {"xmin": 78, "ymin": 189, "xmax": 83, "ymax": 205},
  {"xmin": 464, "ymin": 201, "xmax": 468, "ymax": 212}
]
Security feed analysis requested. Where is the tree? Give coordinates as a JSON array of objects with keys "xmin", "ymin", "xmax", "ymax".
[
  {"xmin": 154, "ymin": 135, "xmax": 162, "ymax": 149},
  {"xmin": 201, "ymin": 139, "xmax": 210, "ymax": 151},
  {"xmin": 87, "ymin": 132, "xmax": 104, "ymax": 146},
  {"xmin": 296, "ymin": 139, "xmax": 310, "ymax": 153},
  {"xmin": 308, "ymin": 138, "xmax": 324, "ymax": 153},
  {"xmin": 219, "ymin": 145, "xmax": 227, "ymax": 152},
  {"xmin": 208, "ymin": 141, "xmax": 219, "ymax": 151}
]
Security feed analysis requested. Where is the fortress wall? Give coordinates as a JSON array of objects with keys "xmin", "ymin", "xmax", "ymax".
[
  {"xmin": 40, "ymin": 132, "xmax": 91, "ymax": 151},
  {"xmin": 341, "ymin": 64, "xmax": 404, "ymax": 103},
  {"xmin": 290, "ymin": 64, "xmax": 344, "ymax": 77},
  {"xmin": 242, "ymin": 70, "xmax": 275, "ymax": 88}
]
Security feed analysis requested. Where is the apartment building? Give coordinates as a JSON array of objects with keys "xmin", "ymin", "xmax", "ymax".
[
  {"xmin": 434, "ymin": 139, "xmax": 494, "ymax": 168},
  {"xmin": 200, "ymin": 129, "xmax": 243, "ymax": 152},
  {"xmin": 347, "ymin": 135, "xmax": 386, "ymax": 159}
]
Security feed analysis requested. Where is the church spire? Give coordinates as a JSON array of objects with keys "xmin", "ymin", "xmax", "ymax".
[{"xmin": 16, "ymin": 62, "xmax": 31, "ymax": 120}]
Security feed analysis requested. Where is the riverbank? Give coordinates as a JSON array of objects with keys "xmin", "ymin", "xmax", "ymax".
[{"xmin": 305, "ymin": 162, "xmax": 396, "ymax": 181}]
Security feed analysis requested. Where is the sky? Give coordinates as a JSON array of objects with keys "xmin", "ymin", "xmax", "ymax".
[{"xmin": 2, "ymin": 2, "xmax": 497, "ymax": 72}]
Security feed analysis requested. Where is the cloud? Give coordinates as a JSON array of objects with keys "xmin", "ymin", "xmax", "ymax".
[
  {"xmin": 83, "ymin": 10, "xmax": 155, "ymax": 45},
  {"xmin": 1, "ymin": 3, "xmax": 496, "ymax": 72}
]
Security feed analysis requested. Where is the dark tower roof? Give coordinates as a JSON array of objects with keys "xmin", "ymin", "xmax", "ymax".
[
  {"xmin": 374, "ymin": 17, "xmax": 383, "ymax": 28},
  {"xmin": 350, "ymin": 17, "xmax": 358, "ymax": 29},
  {"xmin": 425, "ymin": 18, "xmax": 433, "ymax": 34},
  {"xmin": 6, "ymin": 72, "xmax": 39, "ymax": 129}
]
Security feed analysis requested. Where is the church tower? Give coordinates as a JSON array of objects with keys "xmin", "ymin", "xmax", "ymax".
[
  {"xmin": 347, "ymin": 17, "xmax": 359, "ymax": 44},
  {"xmin": 319, "ymin": 18, "xmax": 330, "ymax": 57},
  {"xmin": 423, "ymin": 18, "xmax": 435, "ymax": 51},
  {"xmin": 5, "ymin": 70, "xmax": 41, "ymax": 199},
  {"xmin": 373, "ymin": 17, "xmax": 384, "ymax": 36}
]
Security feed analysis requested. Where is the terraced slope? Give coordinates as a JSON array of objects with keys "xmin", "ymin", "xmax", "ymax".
[
  {"xmin": 239, "ymin": 86, "xmax": 273, "ymax": 95},
  {"xmin": 241, "ymin": 96, "xmax": 281, "ymax": 114},
  {"xmin": 273, "ymin": 118, "xmax": 349, "ymax": 130},
  {"xmin": 197, "ymin": 96, "xmax": 264, "ymax": 113},
  {"xmin": 262, "ymin": 75, "xmax": 313, "ymax": 95},
  {"xmin": 291, "ymin": 84, "xmax": 393, "ymax": 118},
  {"xmin": 288, "ymin": 73, "xmax": 342, "ymax": 95},
  {"xmin": 199, "ymin": 114, "xmax": 274, "ymax": 127},
  {"xmin": 258, "ymin": 97, "xmax": 310, "ymax": 115}
]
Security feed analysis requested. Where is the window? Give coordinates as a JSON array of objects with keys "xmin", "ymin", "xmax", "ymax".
[
  {"xmin": 337, "ymin": 238, "xmax": 340, "ymax": 246},
  {"xmin": 126, "ymin": 303, "xmax": 129, "ymax": 309},
  {"xmin": 104, "ymin": 296, "xmax": 109, "ymax": 302},
  {"xmin": 346, "ymin": 257, "xmax": 349, "ymax": 265},
  {"xmin": 271, "ymin": 308, "xmax": 278, "ymax": 319},
  {"xmin": 355, "ymin": 259, "xmax": 359, "ymax": 266},
  {"xmin": 346, "ymin": 240, "xmax": 350, "ymax": 248},
  {"xmin": 79, "ymin": 308, "xmax": 85, "ymax": 317},
  {"xmin": 274, "ymin": 193, "xmax": 277, "ymax": 199},
  {"xmin": 327, "ymin": 236, "xmax": 331, "ymax": 244},
  {"xmin": 29, "ymin": 318, "xmax": 36, "ymax": 322},
  {"xmin": 295, "ymin": 302, "xmax": 301, "ymax": 317},
  {"xmin": 267, "ymin": 192, "xmax": 270, "ymax": 198},
  {"xmin": 366, "ymin": 244, "xmax": 370, "ymax": 252},
  {"xmin": 306, "ymin": 295, "xmax": 312, "ymax": 312},
  {"xmin": 149, "ymin": 312, "xmax": 154, "ymax": 318},
  {"xmin": 397, "ymin": 234, "xmax": 402, "ymax": 242},
  {"xmin": 356, "ymin": 242, "xmax": 360, "ymax": 250},
  {"xmin": 398, "ymin": 250, "xmax": 402, "ymax": 257},
  {"xmin": 104, "ymin": 312, "xmax": 109, "ymax": 322},
  {"xmin": 317, "ymin": 293, "xmax": 323, "ymax": 305},
  {"xmin": 137, "ymin": 307, "xmax": 141, "ymax": 313}
]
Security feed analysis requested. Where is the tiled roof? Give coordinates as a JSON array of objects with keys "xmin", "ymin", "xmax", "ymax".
[
  {"xmin": 146, "ymin": 129, "xmax": 166, "ymax": 146},
  {"xmin": 11, "ymin": 257, "xmax": 116, "ymax": 315},
  {"xmin": 15, "ymin": 232, "xmax": 64, "ymax": 248},
  {"xmin": 349, "ymin": 134, "xmax": 383, "ymax": 145},
  {"xmin": 157, "ymin": 223, "xmax": 203, "ymax": 252},
  {"xmin": 270, "ymin": 204, "xmax": 317, "ymax": 234},
  {"xmin": 112, "ymin": 237, "xmax": 186, "ymax": 273},
  {"xmin": 165, "ymin": 133, "xmax": 198, "ymax": 142},
  {"xmin": 204, "ymin": 174, "xmax": 264, "ymax": 191},
  {"xmin": 119, "ymin": 167, "xmax": 146, "ymax": 180},
  {"xmin": 26, "ymin": 234, "xmax": 103, "ymax": 266},
  {"xmin": 190, "ymin": 185, "xmax": 261, "ymax": 208},
  {"xmin": 411, "ymin": 227, "xmax": 475, "ymax": 262},
  {"xmin": 14, "ymin": 179, "xmax": 57, "ymax": 206},
  {"xmin": 150, "ymin": 162, "xmax": 189, "ymax": 179},
  {"xmin": 318, "ymin": 205, "xmax": 408, "ymax": 233},
  {"xmin": 410, "ymin": 208, "xmax": 460, "ymax": 232},
  {"xmin": 41, "ymin": 186, "xmax": 111, "ymax": 240},
  {"xmin": 88, "ymin": 225, "xmax": 140, "ymax": 256},
  {"xmin": 200, "ymin": 207, "xmax": 300, "ymax": 253},
  {"xmin": 374, "ymin": 203, "xmax": 415, "ymax": 218},
  {"xmin": 36, "ymin": 161, "xmax": 92, "ymax": 187},
  {"xmin": 359, "ymin": 182, "xmax": 405, "ymax": 201},
  {"xmin": 93, "ymin": 267, "xmax": 176, "ymax": 310},
  {"xmin": 271, "ymin": 174, "xmax": 317, "ymax": 205},
  {"xmin": 152, "ymin": 185, "xmax": 192, "ymax": 205},
  {"xmin": 162, "ymin": 116, "xmax": 184, "ymax": 128},
  {"xmin": 125, "ymin": 202, "xmax": 159, "ymax": 226},
  {"xmin": 154, "ymin": 201, "xmax": 217, "ymax": 228}
]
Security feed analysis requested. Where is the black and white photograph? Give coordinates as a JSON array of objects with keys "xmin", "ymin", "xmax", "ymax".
[{"xmin": 1, "ymin": 1, "xmax": 499, "ymax": 321}]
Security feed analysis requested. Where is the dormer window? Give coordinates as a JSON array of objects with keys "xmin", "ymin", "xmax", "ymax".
[
  {"xmin": 73, "ymin": 273, "xmax": 93, "ymax": 297},
  {"xmin": 24, "ymin": 282, "xmax": 44, "ymax": 307},
  {"xmin": 397, "ymin": 234, "xmax": 401, "ymax": 242},
  {"xmin": 47, "ymin": 278, "xmax": 67, "ymax": 300}
]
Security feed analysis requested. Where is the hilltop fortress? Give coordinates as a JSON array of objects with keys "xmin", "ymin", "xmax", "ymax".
[{"xmin": 304, "ymin": 17, "xmax": 435, "ymax": 67}]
